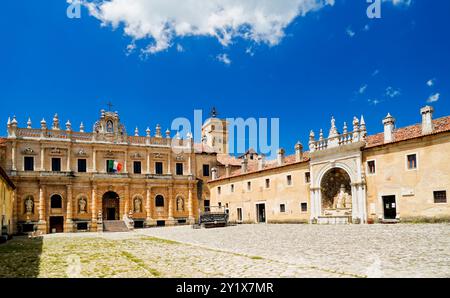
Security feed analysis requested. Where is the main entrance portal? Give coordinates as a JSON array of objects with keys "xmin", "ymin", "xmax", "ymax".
[{"xmin": 102, "ymin": 191, "xmax": 120, "ymax": 220}]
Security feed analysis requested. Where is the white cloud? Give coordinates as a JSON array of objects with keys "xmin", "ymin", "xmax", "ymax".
[
  {"xmin": 176, "ymin": 44, "xmax": 185, "ymax": 52},
  {"xmin": 385, "ymin": 86, "xmax": 401, "ymax": 98},
  {"xmin": 83, "ymin": 0, "xmax": 335, "ymax": 54},
  {"xmin": 426, "ymin": 78, "xmax": 435, "ymax": 87},
  {"xmin": 427, "ymin": 93, "xmax": 440, "ymax": 103},
  {"xmin": 368, "ymin": 98, "xmax": 381, "ymax": 105},
  {"xmin": 372, "ymin": 69, "xmax": 380, "ymax": 77},
  {"xmin": 359, "ymin": 84, "xmax": 368, "ymax": 94},
  {"xmin": 217, "ymin": 53, "xmax": 231, "ymax": 65},
  {"xmin": 346, "ymin": 27, "xmax": 356, "ymax": 37},
  {"xmin": 384, "ymin": 0, "xmax": 412, "ymax": 7},
  {"xmin": 363, "ymin": 24, "xmax": 370, "ymax": 32}
]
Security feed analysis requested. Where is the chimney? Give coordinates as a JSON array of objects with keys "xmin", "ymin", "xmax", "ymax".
[
  {"xmin": 383, "ymin": 113, "xmax": 395, "ymax": 143},
  {"xmin": 257, "ymin": 155, "xmax": 265, "ymax": 171},
  {"xmin": 277, "ymin": 148, "xmax": 285, "ymax": 166},
  {"xmin": 211, "ymin": 167, "xmax": 218, "ymax": 180},
  {"xmin": 241, "ymin": 158, "xmax": 248, "ymax": 174},
  {"xmin": 295, "ymin": 142, "xmax": 303, "ymax": 162},
  {"xmin": 420, "ymin": 106, "xmax": 434, "ymax": 135},
  {"xmin": 225, "ymin": 164, "xmax": 230, "ymax": 177}
]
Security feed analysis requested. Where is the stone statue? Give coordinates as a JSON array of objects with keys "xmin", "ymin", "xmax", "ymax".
[
  {"xmin": 78, "ymin": 197, "xmax": 87, "ymax": 214},
  {"xmin": 177, "ymin": 197, "xmax": 184, "ymax": 211},
  {"xmin": 134, "ymin": 198, "xmax": 142, "ymax": 213},
  {"xmin": 25, "ymin": 197, "xmax": 34, "ymax": 214},
  {"xmin": 333, "ymin": 185, "xmax": 352, "ymax": 209},
  {"xmin": 106, "ymin": 120, "xmax": 113, "ymax": 133}
]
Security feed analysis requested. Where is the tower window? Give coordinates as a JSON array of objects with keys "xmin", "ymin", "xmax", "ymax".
[{"xmin": 203, "ymin": 164, "xmax": 210, "ymax": 177}]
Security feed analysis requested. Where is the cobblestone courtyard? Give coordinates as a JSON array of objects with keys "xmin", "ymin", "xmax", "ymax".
[{"xmin": 0, "ymin": 224, "xmax": 448, "ymax": 278}]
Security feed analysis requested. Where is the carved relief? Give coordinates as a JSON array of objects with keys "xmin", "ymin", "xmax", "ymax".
[
  {"xmin": 76, "ymin": 148, "xmax": 88, "ymax": 157},
  {"xmin": 24, "ymin": 196, "xmax": 34, "ymax": 214},
  {"xmin": 22, "ymin": 148, "xmax": 37, "ymax": 155},
  {"xmin": 176, "ymin": 196, "xmax": 185, "ymax": 211},
  {"xmin": 78, "ymin": 197, "xmax": 88, "ymax": 214},
  {"xmin": 134, "ymin": 197, "xmax": 143, "ymax": 213},
  {"xmin": 130, "ymin": 152, "xmax": 144, "ymax": 160}
]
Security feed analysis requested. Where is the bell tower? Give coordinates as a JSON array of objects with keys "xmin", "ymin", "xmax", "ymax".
[{"xmin": 201, "ymin": 107, "xmax": 229, "ymax": 154}]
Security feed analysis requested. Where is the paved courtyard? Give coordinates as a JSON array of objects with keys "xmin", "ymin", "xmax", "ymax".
[{"xmin": 0, "ymin": 224, "xmax": 448, "ymax": 278}]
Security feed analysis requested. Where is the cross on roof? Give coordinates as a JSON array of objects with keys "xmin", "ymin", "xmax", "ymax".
[{"xmin": 106, "ymin": 101, "xmax": 114, "ymax": 111}]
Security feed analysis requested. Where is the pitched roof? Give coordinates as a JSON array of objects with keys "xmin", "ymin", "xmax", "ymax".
[
  {"xmin": 365, "ymin": 116, "xmax": 450, "ymax": 148},
  {"xmin": 0, "ymin": 138, "xmax": 7, "ymax": 147},
  {"xmin": 0, "ymin": 166, "xmax": 15, "ymax": 190}
]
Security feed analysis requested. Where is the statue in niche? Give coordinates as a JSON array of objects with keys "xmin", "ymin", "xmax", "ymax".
[
  {"xmin": 106, "ymin": 120, "xmax": 114, "ymax": 133},
  {"xmin": 134, "ymin": 198, "xmax": 142, "ymax": 213},
  {"xmin": 333, "ymin": 184, "xmax": 352, "ymax": 209},
  {"xmin": 78, "ymin": 197, "xmax": 87, "ymax": 214},
  {"xmin": 177, "ymin": 197, "xmax": 184, "ymax": 211},
  {"xmin": 25, "ymin": 197, "xmax": 34, "ymax": 214}
]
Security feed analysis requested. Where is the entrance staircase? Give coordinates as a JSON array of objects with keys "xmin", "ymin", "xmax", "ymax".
[{"xmin": 103, "ymin": 220, "xmax": 129, "ymax": 232}]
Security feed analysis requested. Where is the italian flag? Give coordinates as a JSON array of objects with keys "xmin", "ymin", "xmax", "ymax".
[{"xmin": 107, "ymin": 160, "xmax": 123, "ymax": 173}]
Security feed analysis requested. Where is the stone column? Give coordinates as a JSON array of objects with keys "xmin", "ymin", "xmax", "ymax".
[
  {"xmin": 167, "ymin": 153, "xmax": 172, "ymax": 175},
  {"xmin": 351, "ymin": 184, "xmax": 359, "ymax": 223},
  {"xmin": 40, "ymin": 145, "xmax": 45, "ymax": 171},
  {"xmin": 146, "ymin": 150, "xmax": 150, "ymax": 174},
  {"xmin": 168, "ymin": 185, "xmax": 174, "ymax": 224},
  {"xmin": 188, "ymin": 154, "xmax": 193, "ymax": 175},
  {"xmin": 11, "ymin": 142, "xmax": 17, "ymax": 171},
  {"xmin": 124, "ymin": 184, "xmax": 130, "ymax": 217},
  {"xmin": 12, "ymin": 190, "xmax": 18, "ymax": 234},
  {"xmin": 92, "ymin": 149, "xmax": 97, "ymax": 172},
  {"xmin": 309, "ymin": 188, "xmax": 316, "ymax": 223},
  {"xmin": 124, "ymin": 150, "xmax": 128, "ymax": 173},
  {"xmin": 188, "ymin": 184, "xmax": 195, "ymax": 224},
  {"xmin": 145, "ymin": 185, "xmax": 154, "ymax": 227},
  {"xmin": 91, "ymin": 184, "xmax": 97, "ymax": 231},
  {"xmin": 66, "ymin": 146, "xmax": 71, "ymax": 172},
  {"xmin": 38, "ymin": 185, "xmax": 47, "ymax": 233},
  {"xmin": 65, "ymin": 184, "xmax": 73, "ymax": 232}
]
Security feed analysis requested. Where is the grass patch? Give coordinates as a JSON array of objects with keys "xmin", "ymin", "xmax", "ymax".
[
  {"xmin": 120, "ymin": 251, "xmax": 161, "ymax": 277},
  {"xmin": 250, "ymin": 256, "xmax": 264, "ymax": 260},
  {"xmin": 139, "ymin": 236, "xmax": 179, "ymax": 245}
]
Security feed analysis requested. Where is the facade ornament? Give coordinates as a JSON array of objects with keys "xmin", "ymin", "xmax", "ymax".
[
  {"xmin": 134, "ymin": 127, "xmax": 139, "ymax": 137},
  {"xmin": 40, "ymin": 118, "xmax": 47, "ymax": 130},
  {"xmin": 165, "ymin": 128, "xmax": 171, "ymax": 139},
  {"xmin": 177, "ymin": 197, "xmax": 185, "ymax": 211},
  {"xmin": 27, "ymin": 117, "xmax": 32, "ymax": 129},
  {"xmin": 146, "ymin": 127, "xmax": 151, "ymax": 137},
  {"xmin": 343, "ymin": 122, "xmax": 348, "ymax": 135},
  {"xmin": 104, "ymin": 150, "xmax": 115, "ymax": 158},
  {"xmin": 25, "ymin": 197, "xmax": 34, "ymax": 214},
  {"xmin": 66, "ymin": 120, "xmax": 72, "ymax": 132},
  {"xmin": 78, "ymin": 197, "xmax": 87, "ymax": 214},
  {"xmin": 175, "ymin": 131, "xmax": 181, "ymax": 140},
  {"xmin": 52, "ymin": 114, "xmax": 60, "ymax": 130},
  {"xmin": 76, "ymin": 148, "xmax": 88, "ymax": 157},
  {"xmin": 22, "ymin": 147, "xmax": 37, "ymax": 155},
  {"xmin": 80, "ymin": 122, "xmax": 85, "ymax": 133},
  {"xmin": 153, "ymin": 153, "xmax": 163, "ymax": 159},
  {"xmin": 328, "ymin": 116, "xmax": 338, "ymax": 138},
  {"xmin": 130, "ymin": 152, "xmax": 143, "ymax": 160},
  {"xmin": 360, "ymin": 115, "xmax": 367, "ymax": 140},
  {"xmin": 50, "ymin": 147, "xmax": 63, "ymax": 155},
  {"xmin": 155, "ymin": 124, "xmax": 162, "ymax": 137},
  {"xmin": 319, "ymin": 129, "xmax": 324, "ymax": 141},
  {"xmin": 134, "ymin": 197, "xmax": 142, "ymax": 213},
  {"xmin": 175, "ymin": 154, "xmax": 185, "ymax": 161}
]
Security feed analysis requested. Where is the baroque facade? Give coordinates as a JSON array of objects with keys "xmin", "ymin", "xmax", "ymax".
[
  {"xmin": 1, "ymin": 110, "xmax": 220, "ymax": 234},
  {"xmin": 208, "ymin": 106, "xmax": 450, "ymax": 224},
  {"xmin": 0, "ymin": 164, "xmax": 15, "ymax": 241}
]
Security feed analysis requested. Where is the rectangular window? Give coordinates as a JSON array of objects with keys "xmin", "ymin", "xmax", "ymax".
[
  {"xmin": 280, "ymin": 204, "xmax": 286, "ymax": 213},
  {"xmin": 367, "ymin": 160, "xmax": 376, "ymax": 174},
  {"xmin": 217, "ymin": 187, "xmax": 221, "ymax": 195},
  {"xmin": 305, "ymin": 172, "xmax": 311, "ymax": 183},
  {"xmin": 203, "ymin": 164, "xmax": 210, "ymax": 177},
  {"xmin": 230, "ymin": 184, "xmax": 234, "ymax": 193},
  {"xmin": 434, "ymin": 191, "xmax": 447, "ymax": 203},
  {"xmin": 287, "ymin": 175, "xmax": 292, "ymax": 186},
  {"xmin": 237, "ymin": 208, "xmax": 243, "ymax": 222},
  {"xmin": 134, "ymin": 161, "xmax": 142, "ymax": 174},
  {"xmin": 176, "ymin": 163, "xmax": 184, "ymax": 175},
  {"xmin": 407, "ymin": 154, "xmax": 417, "ymax": 170},
  {"xmin": 265, "ymin": 179, "xmax": 270, "ymax": 189},
  {"xmin": 155, "ymin": 162, "xmax": 163, "ymax": 175},
  {"xmin": 247, "ymin": 181, "xmax": 252, "ymax": 191},
  {"xmin": 204, "ymin": 200, "xmax": 210, "ymax": 212},
  {"xmin": 301, "ymin": 202, "xmax": 308, "ymax": 212},
  {"xmin": 78, "ymin": 159, "xmax": 87, "ymax": 173},
  {"xmin": 52, "ymin": 158, "xmax": 61, "ymax": 172},
  {"xmin": 24, "ymin": 157, "xmax": 34, "ymax": 171}
]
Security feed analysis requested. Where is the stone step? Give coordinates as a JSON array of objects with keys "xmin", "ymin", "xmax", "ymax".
[{"xmin": 103, "ymin": 220, "xmax": 129, "ymax": 232}]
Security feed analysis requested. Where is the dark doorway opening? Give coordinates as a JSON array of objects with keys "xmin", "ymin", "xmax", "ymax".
[
  {"xmin": 134, "ymin": 220, "xmax": 144, "ymax": 229},
  {"xmin": 49, "ymin": 216, "xmax": 64, "ymax": 233},
  {"xmin": 102, "ymin": 191, "xmax": 120, "ymax": 220},
  {"xmin": 383, "ymin": 196, "xmax": 397, "ymax": 220},
  {"xmin": 256, "ymin": 203, "xmax": 266, "ymax": 223},
  {"xmin": 156, "ymin": 220, "xmax": 165, "ymax": 227}
]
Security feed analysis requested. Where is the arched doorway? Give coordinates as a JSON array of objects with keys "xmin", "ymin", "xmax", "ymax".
[
  {"xmin": 320, "ymin": 168, "xmax": 353, "ymax": 217},
  {"xmin": 102, "ymin": 191, "xmax": 120, "ymax": 220}
]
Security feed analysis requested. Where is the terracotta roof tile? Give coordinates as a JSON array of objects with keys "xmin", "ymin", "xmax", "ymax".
[{"xmin": 366, "ymin": 116, "xmax": 450, "ymax": 148}]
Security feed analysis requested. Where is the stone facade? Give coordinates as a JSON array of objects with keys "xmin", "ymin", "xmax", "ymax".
[
  {"xmin": 209, "ymin": 106, "xmax": 450, "ymax": 224},
  {"xmin": 0, "ymin": 165, "xmax": 15, "ymax": 239}
]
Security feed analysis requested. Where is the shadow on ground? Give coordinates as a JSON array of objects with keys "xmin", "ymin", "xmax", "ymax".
[{"xmin": 0, "ymin": 236, "xmax": 43, "ymax": 277}]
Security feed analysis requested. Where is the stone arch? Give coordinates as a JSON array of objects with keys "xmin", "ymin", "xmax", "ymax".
[
  {"xmin": 314, "ymin": 162, "xmax": 356, "ymax": 189},
  {"xmin": 155, "ymin": 194, "xmax": 165, "ymax": 207},
  {"xmin": 320, "ymin": 168, "xmax": 352, "ymax": 210},
  {"xmin": 102, "ymin": 191, "xmax": 120, "ymax": 220},
  {"xmin": 50, "ymin": 193, "xmax": 63, "ymax": 209}
]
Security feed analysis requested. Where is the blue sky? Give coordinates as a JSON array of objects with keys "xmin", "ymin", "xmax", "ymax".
[{"xmin": 0, "ymin": 0, "xmax": 449, "ymax": 155}]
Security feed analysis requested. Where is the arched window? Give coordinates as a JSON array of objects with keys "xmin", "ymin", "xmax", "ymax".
[
  {"xmin": 51, "ymin": 194, "xmax": 63, "ymax": 209},
  {"xmin": 155, "ymin": 195, "xmax": 164, "ymax": 207}
]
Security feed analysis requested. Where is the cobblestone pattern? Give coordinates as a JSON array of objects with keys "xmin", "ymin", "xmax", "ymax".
[{"xmin": 138, "ymin": 224, "xmax": 450, "ymax": 278}]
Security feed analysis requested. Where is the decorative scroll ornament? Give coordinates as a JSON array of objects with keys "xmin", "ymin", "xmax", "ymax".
[{"xmin": 22, "ymin": 147, "xmax": 37, "ymax": 155}]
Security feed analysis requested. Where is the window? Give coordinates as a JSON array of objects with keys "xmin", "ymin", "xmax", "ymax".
[
  {"xmin": 24, "ymin": 157, "xmax": 34, "ymax": 171},
  {"xmin": 78, "ymin": 159, "xmax": 87, "ymax": 173},
  {"xmin": 237, "ymin": 208, "xmax": 243, "ymax": 222},
  {"xmin": 176, "ymin": 163, "xmax": 184, "ymax": 175},
  {"xmin": 265, "ymin": 179, "xmax": 270, "ymax": 189},
  {"xmin": 230, "ymin": 184, "xmax": 234, "ymax": 193},
  {"xmin": 155, "ymin": 162, "xmax": 163, "ymax": 175},
  {"xmin": 203, "ymin": 164, "xmax": 210, "ymax": 177},
  {"xmin": 280, "ymin": 204, "xmax": 286, "ymax": 213},
  {"xmin": 204, "ymin": 200, "xmax": 210, "ymax": 212},
  {"xmin": 217, "ymin": 187, "xmax": 221, "ymax": 195},
  {"xmin": 52, "ymin": 158, "xmax": 61, "ymax": 172},
  {"xmin": 407, "ymin": 154, "xmax": 417, "ymax": 170},
  {"xmin": 247, "ymin": 181, "xmax": 252, "ymax": 191},
  {"xmin": 155, "ymin": 195, "xmax": 164, "ymax": 207},
  {"xmin": 434, "ymin": 191, "xmax": 447, "ymax": 203},
  {"xmin": 305, "ymin": 172, "xmax": 311, "ymax": 183},
  {"xmin": 367, "ymin": 160, "xmax": 376, "ymax": 174},
  {"xmin": 287, "ymin": 175, "xmax": 292, "ymax": 186},
  {"xmin": 301, "ymin": 202, "xmax": 308, "ymax": 212},
  {"xmin": 133, "ymin": 161, "xmax": 142, "ymax": 174},
  {"xmin": 51, "ymin": 195, "xmax": 63, "ymax": 209},
  {"xmin": 106, "ymin": 160, "xmax": 114, "ymax": 173}
]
